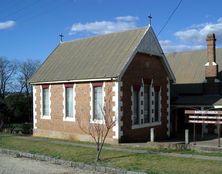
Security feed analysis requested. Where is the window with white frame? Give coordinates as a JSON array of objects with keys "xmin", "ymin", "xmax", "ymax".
[
  {"xmin": 93, "ymin": 85, "xmax": 103, "ymax": 120},
  {"xmin": 154, "ymin": 88, "xmax": 160, "ymax": 122},
  {"xmin": 65, "ymin": 86, "xmax": 73, "ymax": 118},
  {"xmin": 144, "ymin": 84, "xmax": 150, "ymax": 123},
  {"xmin": 42, "ymin": 86, "xmax": 49, "ymax": 116},
  {"xmin": 132, "ymin": 85, "xmax": 140, "ymax": 125}
]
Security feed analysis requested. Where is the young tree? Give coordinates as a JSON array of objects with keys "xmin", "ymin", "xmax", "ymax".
[
  {"xmin": 76, "ymin": 85, "xmax": 116, "ymax": 162},
  {"xmin": 18, "ymin": 59, "xmax": 40, "ymax": 96},
  {"xmin": 0, "ymin": 57, "xmax": 17, "ymax": 99}
]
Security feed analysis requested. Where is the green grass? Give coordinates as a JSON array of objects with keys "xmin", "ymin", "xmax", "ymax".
[{"xmin": 1, "ymin": 134, "xmax": 222, "ymax": 174}]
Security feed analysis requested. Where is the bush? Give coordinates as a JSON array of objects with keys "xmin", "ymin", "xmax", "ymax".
[{"xmin": 3, "ymin": 123, "xmax": 33, "ymax": 134}]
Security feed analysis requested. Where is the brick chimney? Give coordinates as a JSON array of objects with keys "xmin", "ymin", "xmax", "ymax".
[{"xmin": 205, "ymin": 33, "xmax": 218, "ymax": 79}]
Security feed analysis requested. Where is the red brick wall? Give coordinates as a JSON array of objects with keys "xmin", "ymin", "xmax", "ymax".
[
  {"xmin": 33, "ymin": 81, "xmax": 116, "ymax": 143},
  {"xmin": 120, "ymin": 53, "xmax": 169, "ymax": 142},
  {"xmin": 205, "ymin": 33, "xmax": 218, "ymax": 78}
]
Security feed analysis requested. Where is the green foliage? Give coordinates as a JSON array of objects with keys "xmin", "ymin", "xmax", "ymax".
[
  {"xmin": 3, "ymin": 123, "xmax": 32, "ymax": 134},
  {"xmin": 0, "ymin": 93, "xmax": 32, "ymax": 124}
]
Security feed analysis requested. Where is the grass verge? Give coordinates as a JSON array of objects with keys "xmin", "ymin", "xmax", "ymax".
[{"xmin": 0, "ymin": 134, "xmax": 222, "ymax": 174}]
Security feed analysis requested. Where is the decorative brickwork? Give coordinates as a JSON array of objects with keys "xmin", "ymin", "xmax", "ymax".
[
  {"xmin": 120, "ymin": 53, "xmax": 168, "ymax": 142},
  {"xmin": 33, "ymin": 82, "xmax": 117, "ymax": 143}
]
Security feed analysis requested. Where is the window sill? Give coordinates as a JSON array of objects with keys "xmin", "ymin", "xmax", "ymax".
[
  {"xmin": 90, "ymin": 119, "xmax": 105, "ymax": 124},
  {"xmin": 132, "ymin": 122, "xmax": 161, "ymax": 129},
  {"xmin": 63, "ymin": 117, "xmax": 75, "ymax": 122},
  {"xmin": 41, "ymin": 115, "xmax": 51, "ymax": 120}
]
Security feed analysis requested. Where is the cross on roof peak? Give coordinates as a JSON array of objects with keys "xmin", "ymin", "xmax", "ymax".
[
  {"xmin": 148, "ymin": 14, "xmax": 152, "ymax": 26},
  {"xmin": 59, "ymin": 33, "xmax": 64, "ymax": 43}
]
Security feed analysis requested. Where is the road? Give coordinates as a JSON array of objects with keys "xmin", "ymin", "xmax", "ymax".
[{"xmin": 0, "ymin": 153, "xmax": 104, "ymax": 174}]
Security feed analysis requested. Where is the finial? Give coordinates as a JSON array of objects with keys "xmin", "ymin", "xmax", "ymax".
[
  {"xmin": 59, "ymin": 33, "xmax": 64, "ymax": 43},
  {"xmin": 148, "ymin": 14, "xmax": 152, "ymax": 26}
]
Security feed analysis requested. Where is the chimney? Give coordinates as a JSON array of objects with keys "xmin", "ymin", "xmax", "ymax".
[{"xmin": 205, "ymin": 33, "xmax": 218, "ymax": 79}]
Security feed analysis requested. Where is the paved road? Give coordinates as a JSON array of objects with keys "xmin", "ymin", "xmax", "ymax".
[{"xmin": 0, "ymin": 154, "xmax": 103, "ymax": 174}]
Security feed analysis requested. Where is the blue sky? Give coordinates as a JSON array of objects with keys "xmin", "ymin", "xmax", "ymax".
[{"xmin": 0, "ymin": 0, "xmax": 222, "ymax": 62}]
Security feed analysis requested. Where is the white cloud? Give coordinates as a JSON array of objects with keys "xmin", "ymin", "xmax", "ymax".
[
  {"xmin": 69, "ymin": 16, "xmax": 139, "ymax": 35},
  {"xmin": 160, "ymin": 40, "xmax": 205, "ymax": 53},
  {"xmin": 0, "ymin": 20, "xmax": 15, "ymax": 30},
  {"xmin": 115, "ymin": 16, "xmax": 139, "ymax": 22},
  {"xmin": 175, "ymin": 17, "xmax": 222, "ymax": 44},
  {"xmin": 160, "ymin": 17, "xmax": 222, "ymax": 53}
]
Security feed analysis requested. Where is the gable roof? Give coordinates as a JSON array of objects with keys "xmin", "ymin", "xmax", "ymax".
[
  {"xmin": 29, "ymin": 26, "xmax": 175, "ymax": 84},
  {"xmin": 166, "ymin": 48, "xmax": 222, "ymax": 84}
]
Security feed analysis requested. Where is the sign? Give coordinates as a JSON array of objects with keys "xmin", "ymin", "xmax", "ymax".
[
  {"xmin": 185, "ymin": 110, "xmax": 222, "ymax": 125},
  {"xmin": 185, "ymin": 109, "xmax": 222, "ymax": 147},
  {"xmin": 185, "ymin": 110, "xmax": 222, "ymax": 115},
  {"xmin": 189, "ymin": 115, "xmax": 222, "ymax": 119},
  {"xmin": 189, "ymin": 120, "xmax": 222, "ymax": 124}
]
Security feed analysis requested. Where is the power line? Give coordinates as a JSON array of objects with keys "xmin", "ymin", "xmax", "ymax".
[{"xmin": 157, "ymin": 0, "xmax": 183, "ymax": 37}]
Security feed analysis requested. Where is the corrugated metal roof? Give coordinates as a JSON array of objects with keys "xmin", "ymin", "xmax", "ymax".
[
  {"xmin": 29, "ymin": 27, "xmax": 147, "ymax": 83},
  {"xmin": 166, "ymin": 48, "xmax": 222, "ymax": 84},
  {"xmin": 29, "ymin": 26, "xmax": 175, "ymax": 84}
]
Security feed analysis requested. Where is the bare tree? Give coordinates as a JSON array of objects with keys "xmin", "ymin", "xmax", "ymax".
[
  {"xmin": 0, "ymin": 57, "xmax": 17, "ymax": 99},
  {"xmin": 18, "ymin": 59, "xmax": 40, "ymax": 96},
  {"xmin": 76, "ymin": 86, "xmax": 116, "ymax": 162}
]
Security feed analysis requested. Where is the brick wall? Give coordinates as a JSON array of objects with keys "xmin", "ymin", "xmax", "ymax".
[
  {"xmin": 120, "ymin": 53, "xmax": 169, "ymax": 142},
  {"xmin": 205, "ymin": 33, "xmax": 218, "ymax": 78},
  {"xmin": 33, "ymin": 81, "xmax": 117, "ymax": 143}
]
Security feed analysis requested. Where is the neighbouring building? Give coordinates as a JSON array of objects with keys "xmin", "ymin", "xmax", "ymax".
[
  {"xmin": 167, "ymin": 33, "xmax": 222, "ymax": 137},
  {"xmin": 29, "ymin": 26, "xmax": 175, "ymax": 143}
]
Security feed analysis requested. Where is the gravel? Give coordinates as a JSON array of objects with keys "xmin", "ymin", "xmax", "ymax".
[{"xmin": 0, "ymin": 153, "xmax": 105, "ymax": 174}]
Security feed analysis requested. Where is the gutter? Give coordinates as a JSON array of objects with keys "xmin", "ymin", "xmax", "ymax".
[{"xmin": 30, "ymin": 77, "xmax": 118, "ymax": 85}]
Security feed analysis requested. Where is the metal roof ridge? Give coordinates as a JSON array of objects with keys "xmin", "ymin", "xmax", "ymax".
[{"xmin": 62, "ymin": 26, "xmax": 148, "ymax": 44}]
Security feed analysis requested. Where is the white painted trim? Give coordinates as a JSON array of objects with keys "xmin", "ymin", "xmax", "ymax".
[
  {"xmin": 205, "ymin": 62, "xmax": 209, "ymax": 66},
  {"xmin": 90, "ymin": 83, "xmax": 93, "ymax": 122},
  {"xmin": 205, "ymin": 61, "xmax": 218, "ymax": 66},
  {"xmin": 49, "ymin": 85, "xmax": 51, "ymax": 117},
  {"xmin": 132, "ymin": 122, "xmax": 161, "ymax": 129},
  {"xmin": 30, "ymin": 77, "xmax": 117, "ymax": 85},
  {"xmin": 112, "ymin": 81, "xmax": 119, "ymax": 139},
  {"xmin": 40, "ymin": 85, "xmax": 51, "ymax": 120},
  {"xmin": 63, "ymin": 84, "xmax": 76, "ymax": 122},
  {"xmin": 212, "ymin": 62, "xmax": 217, "ymax": 65},
  {"xmin": 90, "ymin": 82, "xmax": 105, "ymax": 124},
  {"xmin": 33, "ymin": 86, "xmax": 37, "ymax": 129}
]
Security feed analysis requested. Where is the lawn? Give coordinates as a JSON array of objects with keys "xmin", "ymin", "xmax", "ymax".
[{"xmin": 0, "ymin": 134, "xmax": 222, "ymax": 174}]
